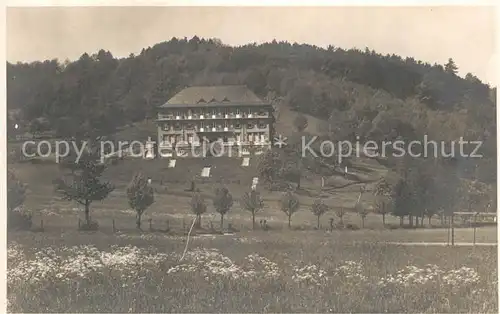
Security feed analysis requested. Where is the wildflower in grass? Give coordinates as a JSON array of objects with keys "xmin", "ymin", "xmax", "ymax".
[
  {"xmin": 333, "ymin": 260, "xmax": 368, "ymax": 282},
  {"xmin": 377, "ymin": 264, "xmax": 481, "ymax": 290},
  {"xmin": 378, "ymin": 264, "xmax": 444, "ymax": 287},
  {"xmin": 245, "ymin": 254, "xmax": 281, "ymax": 279},
  {"xmin": 7, "ymin": 242, "xmax": 25, "ymax": 264},
  {"xmin": 7, "ymin": 244, "xmax": 174, "ymax": 285},
  {"xmin": 442, "ymin": 266, "xmax": 480, "ymax": 286},
  {"xmin": 167, "ymin": 248, "xmax": 243, "ymax": 279},
  {"xmin": 292, "ymin": 264, "xmax": 327, "ymax": 286},
  {"xmin": 167, "ymin": 248, "xmax": 282, "ymax": 280},
  {"xmin": 233, "ymin": 237, "xmax": 262, "ymax": 244}
]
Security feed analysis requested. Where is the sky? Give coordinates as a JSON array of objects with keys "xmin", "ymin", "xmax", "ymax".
[{"xmin": 6, "ymin": 6, "xmax": 497, "ymax": 85}]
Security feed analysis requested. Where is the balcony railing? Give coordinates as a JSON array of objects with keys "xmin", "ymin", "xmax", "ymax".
[
  {"xmin": 198, "ymin": 125, "xmax": 233, "ymax": 132},
  {"xmin": 159, "ymin": 141, "xmax": 197, "ymax": 148},
  {"xmin": 158, "ymin": 112, "xmax": 270, "ymax": 120},
  {"xmin": 160, "ymin": 124, "xmax": 268, "ymax": 133}
]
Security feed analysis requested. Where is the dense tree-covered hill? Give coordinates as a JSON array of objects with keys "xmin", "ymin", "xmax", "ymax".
[{"xmin": 6, "ymin": 36, "xmax": 496, "ymax": 189}]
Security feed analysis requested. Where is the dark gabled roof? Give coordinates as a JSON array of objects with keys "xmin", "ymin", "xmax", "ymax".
[{"xmin": 160, "ymin": 85, "xmax": 268, "ymax": 108}]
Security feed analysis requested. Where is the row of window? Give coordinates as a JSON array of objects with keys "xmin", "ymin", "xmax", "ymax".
[
  {"xmin": 162, "ymin": 133, "xmax": 269, "ymax": 145},
  {"xmin": 159, "ymin": 108, "xmax": 269, "ymax": 119},
  {"xmin": 161, "ymin": 122, "xmax": 268, "ymax": 131}
]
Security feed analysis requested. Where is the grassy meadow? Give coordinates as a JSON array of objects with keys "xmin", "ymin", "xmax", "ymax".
[
  {"xmin": 7, "ymin": 142, "xmax": 498, "ymax": 313},
  {"xmin": 8, "ymin": 228, "xmax": 498, "ymax": 313}
]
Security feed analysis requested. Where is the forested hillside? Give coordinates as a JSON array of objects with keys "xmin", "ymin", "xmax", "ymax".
[{"xmin": 6, "ymin": 36, "xmax": 496, "ymax": 195}]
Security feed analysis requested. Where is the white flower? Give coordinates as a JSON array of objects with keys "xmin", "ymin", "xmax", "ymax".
[
  {"xmin": 333, "ymin": 260, "xmax": 367, "ymax": 282},
  {"xmin": 7, "ymin": 244, "xmax": 174, "ymax": 285},
  {"xmin": 292, "ymin": 263, "xmax": 328, "ymax": 286},
  {"xmin": 377, "ymin": 264, "xmax": 480, "ymax": 289}
]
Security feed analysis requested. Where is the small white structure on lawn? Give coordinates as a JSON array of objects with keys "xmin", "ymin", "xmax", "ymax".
[
  {"xmin": 145, "ymin": 137, "xmax": 155, "ymax": 159},
  {"xmin": 168, "ymin": 159, "xmax": 176, "ymax": 168},
  {"xmin": 201, "ymin": 167, "xmax": 211, "ymax": 178},
  {"xmin": 241, "ymin": 157, "xmax": 250, "ymax": 167},
  {"xmin": 251, "ymin": 177, "xmax": 259, "ymax": 190}
]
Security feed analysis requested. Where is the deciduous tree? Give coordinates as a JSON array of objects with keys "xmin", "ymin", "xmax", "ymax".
[
  {"xmin": 190, "ymin": 193, "xmax": 207, "ymax": 229},
  {"xmin": 373, "ymin": 178, "xmax": 393, "ymax": 226},
  {"xmin": 213, "ymin": 186, "xmax": 233, "ymax": 229},
  {"xmin": 127, "ymin": 172, "xmax": 155, "ymax": 230},
  {"xmin": 240, "ymin": 190, "xmax": 264, "ymax": 230},
  {"xmin": 280, "ymin": 191, "xmax": 300, "ymax": 228},
  {"xmin": 257, "ymin": 149, "xmax": 285, "ymax": 189},
  {"xmin": 310, "ymin": 198, "xmax": 329, "ymax": 229},
  {"xmin": 355, "ymin": 202, "xmax": 369, "ymax": 229},
  {"xmin": 336, "ymin": 207, "xmax": 346, "ymax": 226},
  {"xmin": 56, "ymin": 142, "xmax": 114, "ymax": 227}
]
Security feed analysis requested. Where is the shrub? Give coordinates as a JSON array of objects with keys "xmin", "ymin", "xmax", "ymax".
[
  {"xmin": 79, "ymin": 219, "xmax": 99, "ymax": 231},
  {"xmin": 7, "ymin": 169, "xmax": 30, "ymax": 231},
  {"xmin": 345, "ymin": 223, "xmax": 360, "ymax": 230},
  {"xmin": 8, "ymin": 209, "xmax": 32, "ymax": 231}
]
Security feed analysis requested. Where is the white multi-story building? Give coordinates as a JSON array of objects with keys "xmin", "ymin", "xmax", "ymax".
[{"xmin": 156, "ymin": 85, "xmax": 274, "ymax": 157}]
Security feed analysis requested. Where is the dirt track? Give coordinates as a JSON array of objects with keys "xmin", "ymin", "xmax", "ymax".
[{"xmin": 385, "ymin": 242, "xmax": 497, "ymax": 247}]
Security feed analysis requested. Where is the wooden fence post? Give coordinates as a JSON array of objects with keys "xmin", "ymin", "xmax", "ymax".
[
  {"xmin": 112, "ymin": 219, "xmax": 116, "ymax": 233},
  {"xmin": 447, "ymin": 216, "xmax": 450, "ymax": 246},
  {"xmin": 473, "ymin": 213, "xmax": 477, "ymax": 246},
  {"xmin": 451, "ymin": 214, "xmax": 455, "ymax": 246}
]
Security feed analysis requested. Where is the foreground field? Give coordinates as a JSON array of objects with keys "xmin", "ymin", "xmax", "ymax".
[
  {"xmin": 8, "ymin": 146, "xmax": 498, "ymax": 312},
  {"xmin": 8, "ymin": 229, "xmax": 498, "ymax": 313}
]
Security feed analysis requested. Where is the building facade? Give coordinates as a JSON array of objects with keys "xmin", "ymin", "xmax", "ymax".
[{"xmin": 156, "ymin": 85, "xmax": 274, "ymax": 157}]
